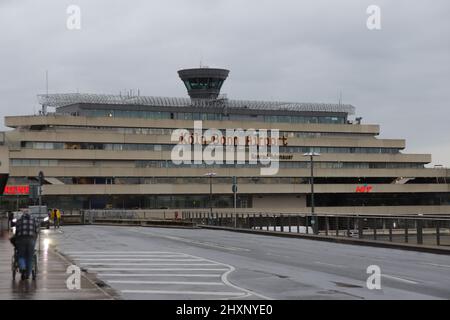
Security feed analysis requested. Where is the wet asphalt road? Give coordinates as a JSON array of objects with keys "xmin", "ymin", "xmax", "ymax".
[{"xmin": 42, "ymin": 225, "xmax": 450, "ymax": 300}]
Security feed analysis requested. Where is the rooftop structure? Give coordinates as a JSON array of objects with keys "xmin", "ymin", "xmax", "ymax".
[
  {"xmin": 178, "ymin": 67, "xmax": 229, "ymax": 100},
  {"xmin": 37, "ymin": 93, "xmax": 356, "ymax": 115}
]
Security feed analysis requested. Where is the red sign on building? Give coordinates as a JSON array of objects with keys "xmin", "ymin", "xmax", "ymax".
[
  {"xmin": 3, "ymin": 185, "xmax": 30, "ymax": 195},
  {"xmin": 356, "ymin": 184, "xmax": 373, "ymax": 193}
]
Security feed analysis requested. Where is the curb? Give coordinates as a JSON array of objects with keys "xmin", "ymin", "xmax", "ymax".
[{"xmin": 53, "ymin": 247, "xmax": 120, "ymax": 300}]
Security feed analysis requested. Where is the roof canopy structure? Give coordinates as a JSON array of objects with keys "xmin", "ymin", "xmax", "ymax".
[{"xmin": 38, "ymin": 93, "xmax": 356, "ymax": 115}]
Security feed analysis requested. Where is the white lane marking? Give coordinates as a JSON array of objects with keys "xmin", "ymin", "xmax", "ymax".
[
  {"xmin": 314, "ymin": 261, "xmax": 346, "ymax": 268},
  {"xmin": 99, "ymin": 274, "xmax": 222, "ymax": 278},
  {"xmin": 70, "ymin": 255, "xmax": 189, "ymax": 260},
  {"xmin": 423, "ymin": 263, "xmax": 450, "ymax": 269},
  {"xmin": 67, "ymin": 250, "xmax": 268, "ymax": 300},
  {"xmin": 130, "ymin": 229, "xmax": 251, "ymax": 252},
  {"xmin": 122, "ymin": 290, "xmax": 246, "ymax": 297},
  {"xmin": 80, "ymin": 263, "xmax": 219, "ymax": 266},
  {"xmin": 187, "ymin": 253, "xmax": 273, "ymax": 300},
  {"xmin": 66, "ymin": 251, "xmax": 178, "ymax": 254},
  {"xmin": 107, "ymin": 280, "xmax": 224, "ymax": 285},
  {"xmin": 88, "ymin": 268, "xmax": 230, "ymax": 271},
  {"xmin": 382, "ymin": 274, "xmax": 419, "ymax": 285},
  {"xmin": 76, "ymin": 258, "xmax": 203, "ymax": 262}
]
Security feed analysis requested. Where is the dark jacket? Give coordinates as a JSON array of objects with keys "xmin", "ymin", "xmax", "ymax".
[{"xmin": 15, "ymin": 213, "xmax": 39, "ymax": 239}]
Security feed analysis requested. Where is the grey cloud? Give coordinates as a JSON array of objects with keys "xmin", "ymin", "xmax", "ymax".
[{"xmin": 0, "ymin": 0, "xmax": 449, "ymax": 165}]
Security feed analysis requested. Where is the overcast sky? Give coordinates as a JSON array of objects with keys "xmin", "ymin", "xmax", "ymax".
[{"xmin": 0, "ymin": 0, "xmax": 449, "ymax": 166}]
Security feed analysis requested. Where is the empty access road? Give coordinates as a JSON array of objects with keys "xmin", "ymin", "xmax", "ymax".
[{"xmin": 46, "ymin": 225, "xmax": 450, "ymax": 300}]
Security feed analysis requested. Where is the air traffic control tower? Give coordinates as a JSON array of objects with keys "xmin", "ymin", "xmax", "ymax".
[{"xmin": 178, "ymin": 67, "xmax": 229, "ymax": 100}]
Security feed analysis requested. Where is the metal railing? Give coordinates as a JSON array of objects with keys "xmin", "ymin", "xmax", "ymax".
[
  {"xmin": 81, "ymin": 209, "xmax": 180, "ymax": 224},
  {"xmin": 181, "ymin": 211, "xmax": 450, "ymax": 247}
]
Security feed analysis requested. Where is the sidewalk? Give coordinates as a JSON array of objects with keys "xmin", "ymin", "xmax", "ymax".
[{"xmin": 0, "ymin": 228, "xmax": 113, "ymax": 300}]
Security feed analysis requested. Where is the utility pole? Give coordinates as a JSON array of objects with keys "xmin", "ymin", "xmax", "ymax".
[
  {"xmin": 303, "ymin": 152, "xmax": 320, "ymax": 234},
  {"xmin": 38, "ymin": 171, "xmax": 44, "ymax": 253},
  {"xmin": 232, "ymin": 176, "xmax": 237, "ymax": 228},
  {"xmin": 204, "ymin": 172, "xmax": 216, "ymax": 225}
]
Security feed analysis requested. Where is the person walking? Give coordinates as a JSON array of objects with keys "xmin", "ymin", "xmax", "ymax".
[
  {"xmin": 51, "ymin": 209, "xmax": 59, "ymax": 229},
  {"xmin": 56, "ymin": 209, "xmax": 61, "ymax": 228},
  {"xmin": 13, "ymin": 210, "xmax": 39, "ymax": 280}
]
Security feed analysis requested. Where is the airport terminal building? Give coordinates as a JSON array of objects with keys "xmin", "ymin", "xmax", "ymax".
[{"xmin": 1, "ymin": 67, "xmax": 449, "ymax": 215}]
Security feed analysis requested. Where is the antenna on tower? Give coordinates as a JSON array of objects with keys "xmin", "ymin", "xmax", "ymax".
[
  {"xmin": 42, "ymin": 70, "xmax": 49, "ymax": 115},
  {"xmin": 338, "ymin": 91, "xmax": 342, "ymax": 106}
]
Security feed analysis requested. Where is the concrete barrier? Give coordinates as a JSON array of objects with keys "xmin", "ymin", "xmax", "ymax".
[
  {"xmin": 89, "ymin": 218, "xmax": 197, "ymax": 228},
  {"xmin": 61, "ymin": 215, "xmax": 83, "ymax": 225}
]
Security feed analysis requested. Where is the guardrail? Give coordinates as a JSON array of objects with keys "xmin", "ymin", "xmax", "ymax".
[
  {"xmin": 62, "ymin": 209, "xmax": 450, "ymax": 247},
  {"xmin": 181, "ymin": 211, "xmax": 450, "ymax": 247}
]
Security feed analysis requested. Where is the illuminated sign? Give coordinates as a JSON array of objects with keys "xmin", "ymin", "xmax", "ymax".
[
  {"xmin": 356, "ymin": 184, "xmax": 373, "ymax": 193},
  {"xmin": 3, "ymin": 185, "xmax": 30, "ymax": 195}
]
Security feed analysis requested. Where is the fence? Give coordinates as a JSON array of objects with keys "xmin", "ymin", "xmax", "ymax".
[
  {"xmin": 181, "ymin": 211, "xmax": 450, "ymax": 247},
  {"xmin": 81, "ymin": 209, "xmax": 181, "ymax": 224}
]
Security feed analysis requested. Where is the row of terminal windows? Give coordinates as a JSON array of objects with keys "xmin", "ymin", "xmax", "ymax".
[
  {"xmin": 42, "ymin": 195, "xmax": 253, "ymax": 210},
  {"xmin": 183, "ymin": 78, "xmax": 224, "ymax": 90},
  {"xmin": 35, "ymin": 193, "xmax": 450, "ymax": 210},
  {"xmin": 11, "ymin": 159, "xmax": 58, "ymax": 166},
  {"xmin": 21, "ymin": 142, "xmax": 400, "ymax": 154},
  {"xmin": 312, "ymin": 193, "xmax": 450, "ymax": 207},
  {"xmin": 78, "ymin": 109, "xmax": 346, "ymax": 124},
  {"xmin": 135, "ymin": 161, "xmax": 424, "ymax": 169},
  {"xmin": 6, "ymin": 176, "xmax": 445, "ymax": 186},
  {"xmin": 283, "ymin": 146, "xmax": 399, "ymax": 154},
  {"xmin": 10, "ymin": 159, "xmax": 424, "ymax": 169},
  {"xmin": 50, "ymin": 177, "xmax": 413, "ymax": 185},
  {"xmin": 40, "ymin": 126, "xmax": 374, "ymax": 139}
]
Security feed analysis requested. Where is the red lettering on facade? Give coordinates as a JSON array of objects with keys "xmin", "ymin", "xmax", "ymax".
[
  {"xmin": 355, "ymin": 185, "xmax": 373, "ymax": 193},
  {"xmin": 3, "ymin": 185, "xmax": 30, "ymax": 195}
]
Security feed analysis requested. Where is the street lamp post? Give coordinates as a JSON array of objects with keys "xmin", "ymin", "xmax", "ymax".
[
  {"xmin": 204, "ymin": 172, "xmax": 216, "ymax": 224},
  {"xmin": 38, "ymin": 171, "xmax": 44, "ymax": 253},
  {"xmin": 303, "ymin": 152, "xmax": 320, "ymax": 234}
]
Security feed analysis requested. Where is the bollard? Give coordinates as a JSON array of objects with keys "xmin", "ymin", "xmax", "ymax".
[
  {"xmin": 436, "ymin": 221, "xmax": 441, "ymax": 246},
  {"xmin": 389, "ymin": 219, "xmax": 393, "ymax": 242},
  {"xmin": 297, "ymin": 216, "xmax": 300, "ymax": 233},
  {"xmin": 373, "ymin": 218, "xmax": 377, "ymax": 240},
  {"xmin": 358, "ymin": 218, "xmax": 364, "ymax": 239},
  {"xmin": 335, "ymin": 217, "xmax": 339, "ymax": 236},
  {"xmin": 288, "ymin": 215, "xmax": 291, "ymax": 233},
  {"xmin": 280, "ymin": 215, "xmax": 284, "ymax": 233},
  {"xmin": 416, "ymin": 219, "xmax": 423, "ymax": 245},
  {"xmin": 325, "ymin": 216, "xmax": 329, "ymax": 236},
  {"xmin": 347, "ymin": 217, "xmax": 350, "ymax": 237},
  {"xmin": 405, "ymin": 219, "xmax": 409, "ymax": 243}
]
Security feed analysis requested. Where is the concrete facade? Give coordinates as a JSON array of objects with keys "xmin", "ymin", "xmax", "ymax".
[{"xmin": 1, "ymin": 80, "xmax": 450, "ymax": 215}]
